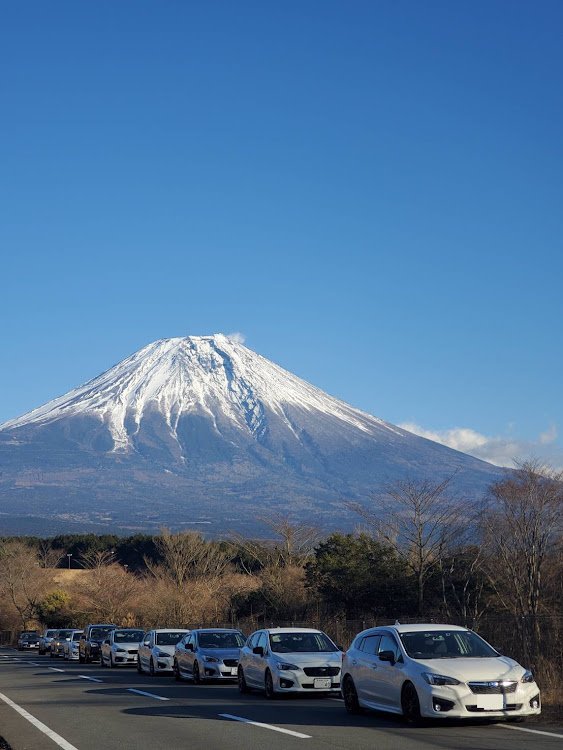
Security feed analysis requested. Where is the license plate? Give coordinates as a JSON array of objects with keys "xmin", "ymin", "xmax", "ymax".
[
  {"xmin": 476, "ymin": 695, "xmax": 504, "ymax": 711},
  {"xmin": 314, "ymin": 678, "xmax": 332, "ymax": 689},
  {"xmin": 230, "ymin": 668, "xmax": 238, "ymax": 676}
]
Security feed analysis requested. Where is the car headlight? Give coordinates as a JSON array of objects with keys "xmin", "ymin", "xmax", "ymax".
[
  {"xmin": 275, "ymin": 662, "xmax": 300, "ymax": 671},
  {"xmin": 521, "ymin": 670, "xmax": 535, "ymax": 683},
  {"xmin": 202, "ymin": 655, "xmax": 219, "ymax": 663},
  {"xmin": 155, "ymin": 650, "xmax": 170, "ymax": 657},
  {"xmin": 421, "ymin": 672, "xmax": 461, "ymax": 686}
]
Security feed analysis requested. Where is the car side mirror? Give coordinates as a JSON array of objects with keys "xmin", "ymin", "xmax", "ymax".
[
  {"xmin": 185, "ymin": 643, "xmax": 194, "ymax": 651},
  {"xmin": 378, "ymin": 650, "xmax": 395, "ymax": 665},
  {"xmin": 144, "ymin": 641, "xmax": 151, "ymax": 647},
  {"xmin": 253, "ymin": 646, "xmax": 264, "ymax": 657},
  {"xmin": 104, "ymin": 640, "xmax": 110, "ymax": 645}
]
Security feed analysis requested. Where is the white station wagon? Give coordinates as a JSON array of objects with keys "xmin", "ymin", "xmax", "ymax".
[{"xmin": 342, "ymin": 623, "xmax": 541, "ymax": 723}]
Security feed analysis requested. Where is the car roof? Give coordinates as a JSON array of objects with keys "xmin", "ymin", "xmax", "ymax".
[
  {"xmin": 152, "ymin": 628, "xmax": 190, "ymax": 633},
  {"xmin": 263, "ymin": 628, "xmax": 325, "ymax": 634},
  {"xmin": 193, "ymin": 628, "xmax": 242, "ymax": 633},
  {"xmin": 368, "ymin": 623, "xmax": 469, "ymax": 634}
]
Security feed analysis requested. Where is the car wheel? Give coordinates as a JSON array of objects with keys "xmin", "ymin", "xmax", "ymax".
[
  {"xmin": 39, "ymin": 649, "xmax": 45, "ymax": 656},
  {"xmin": 343, "ymin": 676, "xmax": 364, "ymax": 714},
  {"xmin": 149, "ymin": 657, "xmax": 156, "ymax": 676},
  {"xmin": 109, "ymin": 654, "xmax": 115, "ymax": 669},
  {"xmin": 401, "ymin": 682, "xmax": 422, "ymax": 726},
  {"xmin": 79, "ymin": 653, "xmax": 85, "ymax": 664},
  {"xmin": 238, "ymin": 666, "xmax": 250, "ymax": 694},
  {"xmin": 174, "ymin": 660, "xmax": 183, "ymax": 681},
  {"xmin": 85, "ymin": 653, "xmax": 92, "ymax": 664},
  {"xmin": 193, "ymin": 660, "xmax": 202, "ymax": 684},
  {"xmin": 137, "ymin": 658, "xmax": 143, "ymax": 674},
  {"xmin": 265, "ymin": 669, "xmax": 278, "ymax": 700}
]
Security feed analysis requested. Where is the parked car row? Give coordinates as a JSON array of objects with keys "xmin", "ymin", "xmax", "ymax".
[{"xmin": 31, "ymin": 622, "xmax": 541, "ymax": 724}]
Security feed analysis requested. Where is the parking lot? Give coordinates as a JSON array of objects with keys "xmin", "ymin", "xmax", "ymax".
[{"xmin": 1, "ymin": 647, "xmax": 562, "ymax": 750}]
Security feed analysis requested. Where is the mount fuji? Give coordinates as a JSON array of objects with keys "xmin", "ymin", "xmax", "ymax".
[{"xmin": 0, "ymin": 335, "xmax": 500, "ymax": 535}]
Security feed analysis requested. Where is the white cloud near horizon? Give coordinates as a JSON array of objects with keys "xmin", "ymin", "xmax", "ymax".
[
  {"xmin": 399, "ymin": 421, "xmax": 560, "ymax": 468},
  {"xmin": 227, "ymin": 332, "xmax": 246, "ymax": 344}
]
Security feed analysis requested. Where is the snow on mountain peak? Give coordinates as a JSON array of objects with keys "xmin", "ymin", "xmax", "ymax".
[{"xmin": 0, "ymin": 335, "xmax": 399, "ymax": 451}]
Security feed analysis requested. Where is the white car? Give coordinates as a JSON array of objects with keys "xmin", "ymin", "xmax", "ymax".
[
  {"xmin": 174, "ymin": 628, "xmax": 246, "ymax": 682},
  {"xmin": 100, "ymin": 628, "xmax": 145, "ymax": 668},
  {"xmin": 138, "ymin": 629, "xmax": 190, "ymax": 675},
  {"xmin": 342, "ymin": 623, "xmax": 541, "ymax": 723},
  {"xmin": 63, "ymin": 630, "xmax": 84, "ymax": 660},
  {"xmin": 238, "ymin": 627, "xmax": 343, "ymax": 698}
]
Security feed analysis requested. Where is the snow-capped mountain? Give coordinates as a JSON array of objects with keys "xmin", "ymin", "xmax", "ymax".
[{"xmin": 0, "ymin": 335, "xmax": 500, "ymax": 535}]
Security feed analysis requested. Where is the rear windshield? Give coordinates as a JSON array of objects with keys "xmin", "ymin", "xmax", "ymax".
[
  {"xmin": 113, "ymin": 630, "xmax": 144, "ymax": 643},
  {"xmin": 399, "ymin": 630, "xmax": 498, "ymax": 659},
  {"xmin": 90, "ymin": 627, "xmax": 115, "ymax": 640},
  {"xmin": 156, "ymin": 632, "xmax": 188, "ymax": 646},
  {"xmin": 198, "ymin": 632, "xmax": 245, "ymax": 649},
  {"xmin": 269, "ymin": 632, "xmax": 337, "ymax": 653}
]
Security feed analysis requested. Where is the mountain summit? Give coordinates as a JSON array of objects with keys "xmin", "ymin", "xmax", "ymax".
[{"xmin": 0, "ymin": 335, "xmax": 500, "ymax": 534}]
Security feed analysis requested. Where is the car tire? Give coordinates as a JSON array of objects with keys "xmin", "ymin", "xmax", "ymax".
[
  {"xmin": 109, "ymin": 654, "xmax": 115, "ymax": 669},
  {"xmin": 193, "ymin": 661, "xmax": 202, "ymax": 684},
  {"xmin": 174, "ymin": 660, "xmax": 183, "ymax": 681},
  {"xmin": 149, "ymin": 657, "xmax": 156, "ymax": 677},
  {"xmin": 401, "ymin": 682, "xmax": 422, "ymax": 726},
  {"xmin": 265, "ymin": 670, "xmax": 278, "ymax": 700},
  {"xmin": 100, "ymin": 654, "xmax": 105, "ymax": 668},
  {"xmin": 137, "ymin": 658, "xmax": 143, "ymax": 674},
  {"xmin": 39, "ymin": 650, "xmax": 45, "ymax": 656},
  {"xmin": 79, "ymin": 653, "xmax": 84, "ymax": 664},
  {"xmin": 343, "ymin": 676, "xmax": 364, "ymax": 714},
  {"xmin": 238, "ymin": 666, "xmax": 250, "ymax": 694}
]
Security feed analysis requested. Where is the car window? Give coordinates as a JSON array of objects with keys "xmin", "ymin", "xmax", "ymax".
[
  {"xmin": 156, "ymin": 632, "xmax": 187, "ymax": 646},
  {"xmin": 359, "ymin": 635, "xmax": 380, "ymax": 655},
  {"xmin": 246, "ymin": 632, "xmax": 258, "ymax": 649},
  {"xmin": 378, "ymin": 634, "xmax": 400, "ymax": 659},
  {"xmin": 399, "ymin": 630, "xmax": 498, "ymax": 659},
  {"xmin": 114, "ymin": 630, "xmax": 145, "ymax": 643},
  {"xmin": 269, "ymin": 632, "xmax": 337, "ymax": 653},
  {"xmin": 72, "ymin": 632, "xmax": 83, "ymax": 641},
  {"xmin": 186, "ymin": 634, "xmax": 195, "ymax": 648},
  {"xmin": 197, "ymin": 632, "xmax": 246, "ymax": 649},
  {"xmin": 256, "ymin": 632, "xmax": 267, "ymax": 651}
]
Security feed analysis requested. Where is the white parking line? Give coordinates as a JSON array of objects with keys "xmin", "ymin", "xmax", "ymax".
[
  {"xmin": 127, "ymin": 688, "xmax": 170, "ymax": 701},
  {"xmin": 0, "ymin": 691, "xmax": 80, "ymax": 750},
  {"xmin": 219, "ymin": 713, "xmax": 312, "ymax": 739},
  {"xmin": 499, "ymin": 724, "xmax": 563, "ymax": 740},
  {"xmin": 25, "ymin": 661, "xmax": 40, "ymax": 666},
  {"xmin": 78, "ymin": 675, "xmax": 103, "ymax": 683},
  {"xmin": 49, "ymin": 667, "xmax": 66, "ymax": 672}
]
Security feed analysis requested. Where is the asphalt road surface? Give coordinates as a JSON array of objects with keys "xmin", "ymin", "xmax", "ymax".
[{"xmin": 1, "ymin": 647, "xmax": 562, "ymax": 750}]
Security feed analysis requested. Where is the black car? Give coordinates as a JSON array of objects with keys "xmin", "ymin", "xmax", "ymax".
[
  {"xmin": 79, "ymin": 624, "xmax": 118, "ymax": 663},
  {"xmin": 17, "ymin": 632, "xmax": 40, "ymax": 651}
]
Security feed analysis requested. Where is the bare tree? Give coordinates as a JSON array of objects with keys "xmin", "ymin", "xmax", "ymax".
[
  {"xmin": 149, "ymin": 529, "xmax": 229, "ymax": 586},
  {"xmin": 37, "ymin": 541, "xmax": 65, "ymax": 570},
  {"xmin": 480, "ymin": 459, "xmax": 563, "ymax": 656},
  {"xmin": 347, "ymin": 475, "xmax": 467, "ymax": 615},
  {"xmin": 0, "ymin": 541, "xmax": 51, "ymax": 629},
  {"xmin": 77, "ymin": 549, "xmax": 116, "ymax": 570},
  {"xmin": 258, "ymin": 512, "xmax": 322, "ymax": 567}
]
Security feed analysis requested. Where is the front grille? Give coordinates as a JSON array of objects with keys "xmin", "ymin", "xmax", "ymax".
[
  {"xmin": 468, "ymin": 681, "xmax": 517, "ymax": 694},
  {"xmin": 303, "ymin": 667, "xmax": 340, "ymax": 677},
  {"xmin": 466, "ymin": 703, "xmax": 522, "ymax": 712},
  {"xmin": 128, "ymin": 650, "xmax": 138, "ymax": 655},
  {"xmin": 223, "ymin": 659, "xmax": 238, "ymax": 668}
]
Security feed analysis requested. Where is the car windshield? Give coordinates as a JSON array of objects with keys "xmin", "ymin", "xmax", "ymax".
[
  {"xmin": 72, "ymin": 633, "xmax": 83, "ymax": 641},
  {"xmin": 45, "ymin": 631, "xmax": 56, "ymax": 637},
  {"xmin": 156, "ymin": 632, "xmax": 188, "ymax": 646},
  {"xmin": 269, "ymin": 632, "xmax": 337, "ymax": 653},
  {"xmin": 113, "ymin": 630, "xmax": 144, "ymax": 643},
  {"xmin": 198, "ymin": 632, "xmax": 246, "ymax": 649},
  {"xmin": 24, "ymin": 635, "xmax": 39, "ymax": 640},
  {"xmin": 399, "ymin": 630, "xmax": 498, "ymax": 659},
  {"xmin": 90, "ymin": 628, "xmax": 114, "ymax": 640},
  {"xmin": 57, "ymin": 630, "xmax": 73, "ymax": 639}
]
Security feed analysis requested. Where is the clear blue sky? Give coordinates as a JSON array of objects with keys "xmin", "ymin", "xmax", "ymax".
[{"xmin": 1, "ymin": 1, "xmax": 562, "ymax": 466}]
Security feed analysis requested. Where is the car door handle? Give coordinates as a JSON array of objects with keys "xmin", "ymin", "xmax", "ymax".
[{"xmin": 351, "ymin": 659, "xmax": 357, "ymax": 665}]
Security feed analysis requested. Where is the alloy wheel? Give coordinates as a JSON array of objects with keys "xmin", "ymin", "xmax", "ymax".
[{"xmin": 401, "ymin": 683, "xmax": 422, "ymax": 726}]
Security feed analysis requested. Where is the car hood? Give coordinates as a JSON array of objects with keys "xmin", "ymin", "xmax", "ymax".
[
  {"xmin": 412, "ymin": 656, "xmax": 524, "ymax": 682},
  {"xmin": 269, "ymin": 651, "xmax": 342, "ymax": 667},
  {"xmin": 199, "ymin": 649, "xmax": 241, "ymax": 659},
  {"xmin": 155, "ymin": 645, "xmax": 176, "ymax": 656}
]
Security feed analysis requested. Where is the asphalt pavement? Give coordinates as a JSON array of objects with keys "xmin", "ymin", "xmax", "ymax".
[{"xmin": 0, "ymin": 647, "xmax": 562, "ymax": 750}]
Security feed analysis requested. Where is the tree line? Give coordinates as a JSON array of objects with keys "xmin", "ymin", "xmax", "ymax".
[{"xmin": 1, "ymin": 459, "xmax": 561, "ymax": 680}]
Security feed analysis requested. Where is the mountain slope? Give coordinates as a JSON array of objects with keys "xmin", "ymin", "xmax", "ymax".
[{"xmin": 0, "ymin": 335, "xmax": 501, "ymax": 534}]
